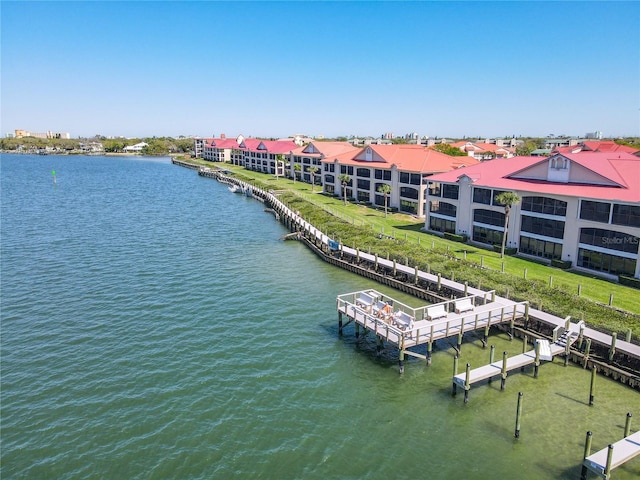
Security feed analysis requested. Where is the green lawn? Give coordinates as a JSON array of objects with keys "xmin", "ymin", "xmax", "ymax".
[{"xmin": 183, "ymin": 159, "xmax": 640, "ymax": 337}]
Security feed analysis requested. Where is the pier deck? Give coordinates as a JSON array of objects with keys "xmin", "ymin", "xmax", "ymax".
[
  {"xmin": 582, "ymin": 431, "xmax": 640, "ymax": 479},
  {"xmin": 337, "ymin": 289, "xmax": 528, "ymax": 353}
]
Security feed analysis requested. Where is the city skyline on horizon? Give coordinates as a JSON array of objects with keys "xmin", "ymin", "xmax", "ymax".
[{"xmin": 2, "ymin": 1, "xmax": 638, "ymax": 139}]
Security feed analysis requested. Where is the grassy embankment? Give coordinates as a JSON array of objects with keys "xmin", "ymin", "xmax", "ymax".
[{"xmin": 182, "ymin": 157, "xmax": 640, "ymax": 341}]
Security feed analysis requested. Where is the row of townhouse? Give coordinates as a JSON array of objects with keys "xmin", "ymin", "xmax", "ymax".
[
  {"xmin": 424, "ymin": 151, "xmax": 640, "ymax": 279},
  {"xmin": 196, "ymin": 136, "xmax": 479, "ymax": 218}
]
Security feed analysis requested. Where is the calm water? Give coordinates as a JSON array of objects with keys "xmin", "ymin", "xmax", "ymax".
[{"xmin": 1, "ymin": 154, "xmax": 638, "ymax": 479}]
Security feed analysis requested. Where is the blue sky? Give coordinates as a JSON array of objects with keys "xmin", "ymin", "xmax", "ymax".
[{"xmin": 1, "ymin": 1, "xmax": 638, "ymax": 139}]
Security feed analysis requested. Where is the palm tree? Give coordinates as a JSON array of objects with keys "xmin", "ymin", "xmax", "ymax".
[
  {"xmin": 338, "ymin": 174, "xmax": 351, "ymax": 206},
  {"xmin": 293, "ymin": 164, "xmax": 301, "ymax": 183},
  {"xmin": 377, "ymin": 184, "xmax": 392, "ymax": 217},
  {"xmin": 308, "ymin": 166, "xmax": 319, "ymax": 192},
  {"xmin": 494, "ymin": 191, "xmax": 521, "ymax": 258}
]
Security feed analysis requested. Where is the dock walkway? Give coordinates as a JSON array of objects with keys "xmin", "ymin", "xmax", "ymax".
[{"xmin": 582, "ymin": 431, "xmax": 640, "ymax": 479}]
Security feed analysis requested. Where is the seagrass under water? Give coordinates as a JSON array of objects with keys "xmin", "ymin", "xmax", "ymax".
[{"xmin": 1, "ymin": 154, "xmax": 638, "ymax": 479}]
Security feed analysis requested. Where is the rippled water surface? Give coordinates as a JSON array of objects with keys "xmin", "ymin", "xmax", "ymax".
[{"xmin": 1, "ymin": 154, "xmax": 638, "ymax": 479}]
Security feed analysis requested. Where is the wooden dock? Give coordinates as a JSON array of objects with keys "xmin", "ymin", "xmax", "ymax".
[
  {"xmin": 581, "ymin": 431, "xmax": 640, "ymax": 479},
  {"xmin": 336, "ymin": 289, "xmax": 528, "ymax": 372},
  {"xmin": 453, "ymin": 327, "xmax": 580, "ymax": 387}
]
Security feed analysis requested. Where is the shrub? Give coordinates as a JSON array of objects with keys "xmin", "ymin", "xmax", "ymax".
[
  {"xmin": 493, "ymin": 245, "xmax": 517, "ymax": 255},
  {"xmin": 551, "ymin": 259, "xmax": 572, "ymax": 269},
  {"xmin": 444, "ymin": 232, "xmax": 467, "ymax": 243},
  {"xmin": 619, "ymin": 275, "xmax": 640, "ymax": 289}
]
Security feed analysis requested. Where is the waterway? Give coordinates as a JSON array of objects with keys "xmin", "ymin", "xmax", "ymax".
[{"xmin": 1, "ymin": 154, "xmax": 638, "ymax": 479}]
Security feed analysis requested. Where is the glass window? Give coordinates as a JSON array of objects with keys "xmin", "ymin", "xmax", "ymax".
[
  {"xmin": 429, "ymin": 217, "xmax": 456, "ymax": 233},
  {"xmin": 400, "ymin": 187, "xmax": 419, "ymax": 200},
  {"xmin": 410, "ymin": 173, "xmax": 421, "ymax": 185},
  {"xmin": 612, "ymin": 204, "xmax": 640, "ymax": 228},
  {"xmin": 430, "ymin": 201, "xmax": 457, "ymax": 218},
  {"xmin": 521, "ymin": 196, "xmax": 567, "ymax": 216},
  {"xmin": 521, "ymin": 215, "xmax": 565, "ymax": 239},
  {"xmin": 400, "ymin": 200, "xmax": 417, "ymax": 214},
  {"xmin": 357, "ymin": 191, "xmax": 370, "ymax": 202},
  {"xmin": 357, "ymin": 179, "xmax": 370, "ymax": 190},
  {"xmin": 442, "ymin": 184, "xmax": 459, "ymax": 199},
  {"xmin": 428, "ymin": 182, "xmax": 441, "ymax": 197},
  {"xmin": 580, "ymin": 200, "xmax": 611, "ymax": 223},
  {"xmin": 473, "ymin": 226, "xmax": 503, "ymax": 245},
  {"xmin": 399, "ymin": 172, "xmax": 410, "ymax": 184},
  {"xmin": 580, "ymin": 228, "xmax": 640, "ymax": 254},
  {"xmin": 578, "ymin": 248, "xmax": 637, "ymax": 276},
  {"xmin": 493, "ymin": 190, "xmax": 508, "ymax": 206},
  {"xmin": 473, "ymin": 209, "xmax": 504, "ymax": 227},
  {"xmin": 357, "ymin": 167, "xmax": 371, "ymax": 178},
  {"xmin": 473, "ymin": 188, "xmax": 492, "ymax": 205}
]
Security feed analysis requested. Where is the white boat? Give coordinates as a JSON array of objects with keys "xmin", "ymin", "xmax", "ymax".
[{"xmin": 228, "ymin": 185, "xmax": 241, "ymax": 193}]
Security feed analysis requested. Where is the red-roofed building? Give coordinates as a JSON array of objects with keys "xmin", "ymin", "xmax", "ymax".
[
  {"xmin": 321, "ymin": 144, "xmax": 479, "ymax": 217},
  {"xmin": 424, "ymin": 152, "xmax": 640, "ymax": 279},
  {"xmin": 449, "ymin": 141, "xmax": 515, "ymax": 160},
  {"xmin": 291, "ymin": 142, "xmax": 361, "ymax": 186},
  {"xmin": 553, "ymin": 140, "xmax": 640, "ymax": 155}
]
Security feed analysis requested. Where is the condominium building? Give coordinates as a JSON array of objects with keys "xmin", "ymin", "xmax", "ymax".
[
  {"xmin": 321, "ymin": 144, "xmax": 479, "ymax": 217},
  {"xmin": 424, "ymin": 152, "xmax": 640, "ymax": 279}
]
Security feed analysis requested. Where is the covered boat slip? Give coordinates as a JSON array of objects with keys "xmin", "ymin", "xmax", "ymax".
[{"xmin": 336, "ymin": 289, "xmax": 528, "ymax": 354}]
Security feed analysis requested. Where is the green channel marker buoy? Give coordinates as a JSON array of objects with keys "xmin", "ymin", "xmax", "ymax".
[{"xmin": 52, "ymin": 170, "xmax": 57, "ymax": 185}]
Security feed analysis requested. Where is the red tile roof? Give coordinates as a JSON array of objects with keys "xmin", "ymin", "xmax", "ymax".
[
  {"xmin": 426, "ymin": 152, "xmax": 640, "ymax": 203},
  {"xmin": 553, "ymin": 141, "xmax": 639, "ymax": 155},
  {"xmin": 292, "ymin": 141, "xmax": 360, "ymax": 158}
]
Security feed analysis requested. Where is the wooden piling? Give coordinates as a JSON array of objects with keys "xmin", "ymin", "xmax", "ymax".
[
  {"xmin": 501, "ymin": 351, "xmax": 508, "ymax": 390},
  {"xmin": 605, "ymin": 444, "xmax": 614, "ymax": 479},
  {"xmin": 624, "ymin": 412, "xmax": 632, "ymax": 438},
  {"xmin": 514, "ymin": 391, "xmax": 523, "ymax": 438},
  {"xmin": 355, "ymin": 322, "xmax": 360, "ymax": 339},
  {"xmin": 589, "ymin": 365, "xmax": 596, "ymax": 406},
  {"xmin": 584, "ymin": 338, "xmax": 591, "ymax": 368},
  {"xmin": 464, "ymin": 363, "xmax": 471, "ymax": 404},
  {"xmin": 437, "ymin": 273, "xmax": 442, "ymax": 290},
  {"xmin": 608, "ymin": 332, "xmax": 617, "ymax": 363},
  {"xmin": 457, "ymin": 318, "xmax": 464, "ymax": 352},
  {"xmin": 488, "ymin": 345, "xmax": 495, "ymax": 383},
  {"xmin": 625, "ymin": 328, "xmax": 632, "ymax": 343},
  {"xmin": 427, "ymin": 340, "xmax": 433, "ymax": 366},
  {"xmin": 581, "ymin": 431, "xmax": 593, "ymax": 480},
  {"xmin": 399, "ymin": 350, "xmax": 405, "ymax": 374},
  {"xmin": 338, "ymin": 312, "xmax": 343, "ymax": 335},
  {"xmin": 521, "ymin": 335, "xmax": 527, "ymax": 371},
  {"xmin": 452, "ymin": 355, "xmax": 459, "ymax": 396},
  {"xmin": 534, "ymin": 340, "xmax": 540, "ymax": 378}
]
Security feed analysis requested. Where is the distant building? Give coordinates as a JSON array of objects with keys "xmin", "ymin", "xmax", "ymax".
[
  {"xmin": 585, "ymin": 131, "xmax": 603, "ymax": 140},
  {"xmin": 123, "ymin": 142, "xmax": 148, "ymax": 153},
  {"xmin": 449, "ymin": 141, "xmax": 515, "ymax": 160},
  {"xmin": 14, "ymin": 129, "xmax": 70, "ymax": 139}
]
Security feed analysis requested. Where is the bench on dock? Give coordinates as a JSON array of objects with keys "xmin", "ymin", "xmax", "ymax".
[
  {"xmin": 454, "ymin": 298, "xmax": 474, "ymax": 314},
  {"xmin": 356, "ymin": 292, "xmax": 376, "ymax": 311},
  {"xmin": 393, "ymin": 311, "xmax": 414, "ymax": 330},
  {"xmin": 426, "ymin": 304, "xmax": 448, "ymax": 321}
]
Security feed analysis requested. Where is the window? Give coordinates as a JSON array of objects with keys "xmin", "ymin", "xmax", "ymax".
[
  {"xmin": 580, "ymin": 200, "xmax": 611, "ymax": 223},
  {"xmin": 473, "ymin": 188, "xmax": 492, "ymax": 205},
  {"xmin": 473, "ymin": 209, "xmax": 504, "ymax": 227},
  {"xmin": 430, "ymin": 201, "xmax": 457, "ymax": 218},
  {"xmin": 324, "ymin": 164, "xmax": 335, "ymax": 172},
  {"xmin": 578, "ymin": 248, "xmax": 637, "ymax": 276},
  {"xmin": 357, "ymin": 179, "xmax": 370, "ymax": 190},
  {"xmin": 520, "ymin": 215, "xmax": 565, "ymax": 239},
  {"xmin": 357, "ymin": 191, "xmax": 370, "ymax": 202},
  {"xmin": 579, "ymin": 228, "xmax": 639, "ymax": 254},
  {"xmin": 325, "ymin": 174, "xmax": 335, "ymax": 184},
  {"xmin": 612, "ymin": 204, "xmax": 640, "ymax": 228},
  {"xmin": 521, "ymin": 196, "xmax": 567, "ymax": 216},
  {"xmin": 374, "ymin": 169, "xmax": 391, "ymax": 180},
  {"xmin": 473, "ymin": 226, "xmax": 503, "ymax": 245},
  {"xmin": 399, "ymin": 187, "xmax": 419, "ymax": 200},
  {"xmin": 303, "ymin": 157, "xmax": 311, "ymax": 164},
  {"xmin": 340, "ymin": 165, "xmax": 354, "ymax": 175},
  {"xmin": 430, "ymin": 217, "xmax": 456, "ymax": 233},
  {"xmin": 400, "ymin": 200, "xmax": 418, "ymax": 214},
  {"xmin": 399, "ymin": 172, "xmax": 410, "ymax": 184},
  {"xmin": 356, "ymin": 168, "xmax": 371, "ymax": 178},
  {"xmin": 428, "ymin": 182, "xmax": 441, "ymax": 197},
  {"xmin": 442, "ymin": 184, "xmax": 459, "ymax": 199},
  {"xmin": 410, "ymin": 173, "xmax": 421, "ymax": 185},
  {"xmin": 519, "ymin": 236, "xmax": 562, "ymax": 260}
]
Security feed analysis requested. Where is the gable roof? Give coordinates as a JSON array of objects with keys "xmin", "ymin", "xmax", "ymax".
[
  {"xmin": 321, "ymin": 144, "xmax": 479, "ymax": 173},
  {"xmin": 554, "ymin": 141, "xmax": 639, "ymax": 155},
  {"xmin": 292, "ymin": 141, "xmax": 360, "ymax": 158},
  {"xmin": 425, "ymin": 152, "xmax": 640, "ymax": 203}
]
